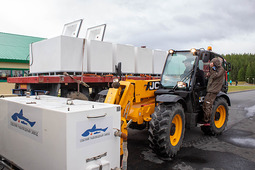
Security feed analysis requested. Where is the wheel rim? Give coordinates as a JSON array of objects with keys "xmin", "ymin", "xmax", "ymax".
[
  {"xmin": 214, "ymin": 105, "xmax": 226, "ymax": 128},
  {"xmin": 170, "ymin": 114, "xmax": 182, "ymax": 146}
]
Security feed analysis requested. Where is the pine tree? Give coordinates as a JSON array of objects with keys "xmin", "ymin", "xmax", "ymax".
[
  {"xmin": 224, "ymin": 53, "xmax": 255, "ymax": 82},
  {"xmin": 246, "ymin": 64, "xmax": 252, "ymax": 81},
  {"xmin": 238, "ymin": 67, "xmax": 245, "ymax": 81}
]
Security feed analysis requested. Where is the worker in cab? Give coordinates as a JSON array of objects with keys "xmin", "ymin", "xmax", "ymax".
[{"xmin": 181, "ymin": 57, "xmax": 194, "ymax": 79}]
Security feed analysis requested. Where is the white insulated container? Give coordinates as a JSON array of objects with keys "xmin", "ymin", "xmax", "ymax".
[
  {"xmin": 113, "ymin": 44, "xmax": 136, "ymax": 74},
  {"xmin": 153, "ymin": 50, "xmax": 167, "ymax": 74},
  {"xmin": 87, "ymin": 40, "xmax": 114, "ymax": 73},
  {"xmin": 135, "ymin": 47, "xmax": 153, "ymax": 74},
  {"xmin": 29, "ymin": 36, "xmax": 87, "ymax": 73},
  {"xmin": 0, "ymin": 96, "xmax": 120, "ymax": 170}
]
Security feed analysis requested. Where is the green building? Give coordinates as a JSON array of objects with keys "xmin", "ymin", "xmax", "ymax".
[{"xmin": 0, "ymin": 32, "xmax": 44, "ymax": 94}]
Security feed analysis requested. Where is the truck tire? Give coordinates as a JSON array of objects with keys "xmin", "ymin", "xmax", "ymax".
[
  {"xmin": 148, "ymin": 103, "xmax": 185, "ymax": 157},
  {"xmin": 201, "ymin": 97, "xmax": 228, "ymax": 135}
]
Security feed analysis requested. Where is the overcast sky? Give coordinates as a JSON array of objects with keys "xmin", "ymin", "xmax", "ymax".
[{"xmin": 1, "ymin": 0, "xmax": 255, "ymax": 54}]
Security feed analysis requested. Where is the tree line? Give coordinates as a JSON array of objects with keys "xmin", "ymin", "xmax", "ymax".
[{"xmin": 223, "ymin": 53, "xmax": 255, "ymax": 83}]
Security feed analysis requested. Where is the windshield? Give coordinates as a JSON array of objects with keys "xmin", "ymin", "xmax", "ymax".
[{"xmin": 161, "ymin": 51, "xmax": 196, "ymax": 88}]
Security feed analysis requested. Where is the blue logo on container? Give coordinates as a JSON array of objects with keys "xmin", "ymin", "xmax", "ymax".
[
  {"xmin": 11, "ymin": 109, "xmax": 36, "ymax": 127},
  {"xmin": 82, "ymin": 124, "xmax": 108, "ymax": 137}
]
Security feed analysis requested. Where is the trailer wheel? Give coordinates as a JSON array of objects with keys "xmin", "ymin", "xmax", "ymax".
[
  {"xmin": 148, "ymin": 103, "xmax": 185, "ymax": 157},
  {"xmin": 201, "ymin": 97, "xmax": 228, "ymax": 135}
]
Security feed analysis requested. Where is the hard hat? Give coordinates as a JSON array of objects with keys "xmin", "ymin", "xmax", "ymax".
[{"xmin": 207, "ymin": 46, "xmax": 212, "ymax": 51}]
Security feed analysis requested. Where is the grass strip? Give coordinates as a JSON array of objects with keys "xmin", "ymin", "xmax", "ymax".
[{"xmin": 228, "ymin": 85, "xmax": 255, "ymax": 92}]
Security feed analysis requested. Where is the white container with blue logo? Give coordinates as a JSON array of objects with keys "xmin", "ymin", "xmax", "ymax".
[{"xmin": 0, "ymin": 95, "xmax": 121, "ymax": 170}]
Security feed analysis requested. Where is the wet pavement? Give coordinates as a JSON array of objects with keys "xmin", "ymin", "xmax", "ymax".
[{"xmin": 127, "ymin": 90, "xmax": 255, "ymax": 170}]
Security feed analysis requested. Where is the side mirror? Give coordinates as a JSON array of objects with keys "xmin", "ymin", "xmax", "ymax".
[{"xmin": 202, "ymin": 53, "xmax": 210, "ymax": 62}]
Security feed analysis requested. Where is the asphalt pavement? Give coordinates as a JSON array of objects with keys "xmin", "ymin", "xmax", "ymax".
[{"xmin": 127, "ymin": 90, "xmax": 255, "ymax": 170}]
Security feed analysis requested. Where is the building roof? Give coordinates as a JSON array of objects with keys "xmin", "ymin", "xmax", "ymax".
[{"xmin": 0, "ymin": 32, "xmax": 45, "ymax": 63}]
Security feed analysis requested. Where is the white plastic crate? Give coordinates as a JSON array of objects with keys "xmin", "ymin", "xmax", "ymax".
[{"xmin": 0, "ymin": 96, "xmax": 120, "ymax": 170}]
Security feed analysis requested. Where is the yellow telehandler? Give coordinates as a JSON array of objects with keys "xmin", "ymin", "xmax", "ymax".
[{"xmin": 98, "ymin": 47, "xmax": 231, "ymax": 160}]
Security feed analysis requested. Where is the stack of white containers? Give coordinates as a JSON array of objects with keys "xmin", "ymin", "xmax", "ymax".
[{"xmin": 29, "ymin": 35, "xmax": 167, "ymax": 75}]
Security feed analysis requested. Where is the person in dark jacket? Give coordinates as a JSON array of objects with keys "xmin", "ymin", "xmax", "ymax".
[{"xmin": 202, "ymin": 58, "xmax": 225, "ymax": 123}]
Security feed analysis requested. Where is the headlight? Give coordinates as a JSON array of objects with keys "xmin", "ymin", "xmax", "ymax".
[
  {"xmin": 177, "ymin": 81, "xmax": 187, "ymax": 89},
  {"xmin": 113, "ymin": 78, "xmax": 119, "ymax": 83},
  {"xmin": 112, "ymin": 78, "xmax": 120, "ymax": 88}
]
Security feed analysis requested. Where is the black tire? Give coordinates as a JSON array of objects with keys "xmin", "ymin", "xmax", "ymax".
[
  {"xmin": 148, "ymin": 103, "xmax": 185, "ymax": 157},
  {"xmin": 201, "ymin": 97, "xmax": 229, "ymax": 135}
]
